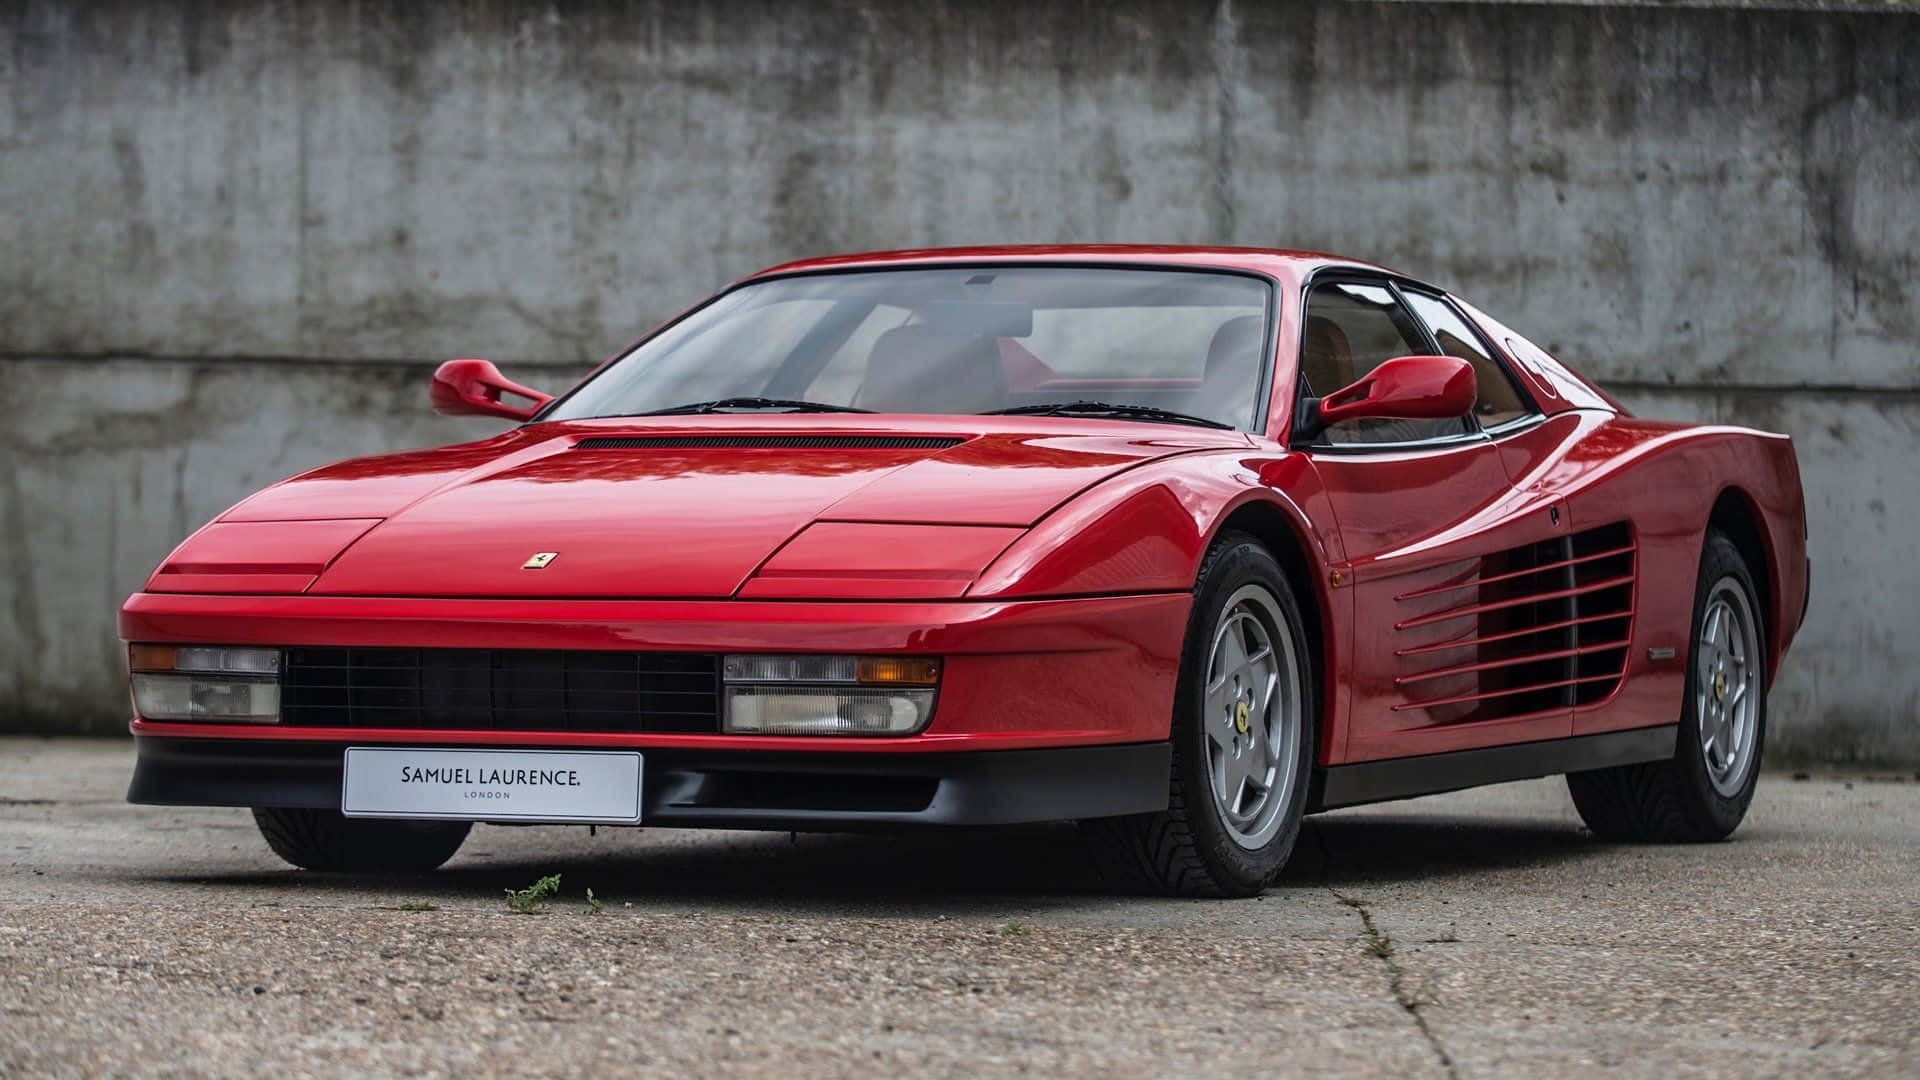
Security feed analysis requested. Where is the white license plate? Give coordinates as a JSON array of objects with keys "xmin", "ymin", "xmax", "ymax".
[{"xmin": 341, "ymin": 747, "xmax": 642, "ymax": 823}]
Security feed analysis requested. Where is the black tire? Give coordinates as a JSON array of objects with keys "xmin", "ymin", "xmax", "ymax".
[
  {"xmin": 252, "ymin": 807, "xmax": 471, "ymax": 872},
  {"xmin": 1081, "ymin": 531, "xmax": 1318, "ymax": 897},
  {"xmin": 1567, "ymin": 530, "xmax": 1766, "ymax": 842}
]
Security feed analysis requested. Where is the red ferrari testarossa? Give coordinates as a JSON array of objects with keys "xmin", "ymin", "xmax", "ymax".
[{"xmin": 123, "ymin": 246, "xmax": 1809, "ymax": 896}]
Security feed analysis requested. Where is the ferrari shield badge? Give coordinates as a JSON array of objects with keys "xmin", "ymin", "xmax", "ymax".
[{"xmin": 522, "ymin": 552, "xmax": 558, "ymax": 570}]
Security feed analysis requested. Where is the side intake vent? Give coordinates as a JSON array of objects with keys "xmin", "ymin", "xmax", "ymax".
[
  {"xmin": 573, "ymin": 435, "xmax": 965, "ymax": 450},
  {"xmin": 1391, "ymin": 521, "xmax": 1637, "ymax": 723}
]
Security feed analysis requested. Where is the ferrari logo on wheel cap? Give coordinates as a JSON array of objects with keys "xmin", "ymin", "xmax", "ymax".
[
  {"xmin": 1235, "ymin": 700, "xmax": 1251, "ymax": 734},
  {"xmin": 522, "ymin": 552, "xmax": 558, "ymax": 570}
]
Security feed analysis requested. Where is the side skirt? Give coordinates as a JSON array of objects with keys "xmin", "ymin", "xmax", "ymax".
[{"xmin": 1310, "ymin": 724, "xmax": 1677, "ymax": 812}]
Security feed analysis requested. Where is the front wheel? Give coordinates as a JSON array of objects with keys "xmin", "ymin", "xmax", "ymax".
[
  {"xmin": 252, "ymin": 807, "xmax": 471, "ymax": 872},
  {"xmin": 1567, "ymin": 530, "xmax": 1767, "ymax": 842},
  {"xmin": 1081, "ymin": 532, "xmax": 1317, "ymax": 897}
]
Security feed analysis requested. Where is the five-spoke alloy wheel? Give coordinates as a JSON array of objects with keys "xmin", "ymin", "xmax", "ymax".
[
  {"xmin": 1202, "ymin": 584, "xmax": 1304, "ymax": 851},
  {"xmin": 1696, "ymin": 577, "xmax": 1761, "ymax": 797},
  {"xmin": 1568, "ymin": 529, "xmax": 1767, "ymax": 842},
  {"xmin": 1082, "ymin": 531, "xmax": 1316, "ymax": 897}
]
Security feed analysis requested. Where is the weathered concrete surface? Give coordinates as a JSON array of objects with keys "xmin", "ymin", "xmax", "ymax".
[
  {"xmin": 2, "ymin": 739, "xmax": 1916, "ymax": 1075},
  {"xmin": 2, "ymin": 1, "xmax": 1917, "ymax": 761}
]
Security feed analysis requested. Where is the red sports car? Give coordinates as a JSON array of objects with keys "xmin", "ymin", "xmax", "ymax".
[{"xmin": 123, "ymin": 246, "xmax": 1809, "ymax": 897}]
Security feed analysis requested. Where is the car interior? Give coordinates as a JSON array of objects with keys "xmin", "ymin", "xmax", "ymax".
[
  {"xmin": 855, "ymin": 326, "xmax": 1010, "ymax": 413},
  {"xmin": 848, "ymin": 310, "xmax": 1269, "ymax": 428}
]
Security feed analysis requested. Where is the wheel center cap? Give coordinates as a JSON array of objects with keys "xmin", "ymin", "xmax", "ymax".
[
  {"xmin": 1234, "ymin": 700, "xmax": 1251, "ymax": 734},
  {"xmin": 1714, "ymin": 673, "xmax": 1727, "ymax": 701}
]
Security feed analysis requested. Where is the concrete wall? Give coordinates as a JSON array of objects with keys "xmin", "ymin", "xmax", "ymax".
[{"xmin": 3, "ymin": 1, "xmax": 1916, "ymax": 763}]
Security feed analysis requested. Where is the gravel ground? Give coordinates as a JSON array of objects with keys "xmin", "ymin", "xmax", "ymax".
[{"xmin": 1, "ymin": 737, "xmax": 1915, "ymax": 1077}]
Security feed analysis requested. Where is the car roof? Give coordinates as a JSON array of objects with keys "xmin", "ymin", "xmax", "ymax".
[{"xmin": 747, "ymin": 244, "xmax": 1401, "ymax": 284}]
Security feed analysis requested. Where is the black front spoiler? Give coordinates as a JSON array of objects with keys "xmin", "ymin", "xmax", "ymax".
[{"xmin": 128, "ymin": 736, "xmax": 1173, "ymax": 830}]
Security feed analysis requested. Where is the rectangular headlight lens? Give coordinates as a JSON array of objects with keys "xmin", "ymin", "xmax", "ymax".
[
  {"xmin": 723, "ymin": 687, "xmax": 934, "ymax": 736},
  {"xmin": 128, "ymin": 645, "xmax": 281, "ymax": 722},
  {"xmin": 722, "ymin": 654, "xmax": 860, "ymax": 684},
  {"xmin": 721, "ymin": 654, "xmax": 941, "ymax": 686},
  {"xmin": 128, "ymin": 645, "xmax": 280, "ymax": 676},
  {"xmin": 130, "ymin": 673, "xmax": 280, "ymax": 723},
  {"xmin": 721, "ymin": 654, "xmax": 941, "ymax": 735}
]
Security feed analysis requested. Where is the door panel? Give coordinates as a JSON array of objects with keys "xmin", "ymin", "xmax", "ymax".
[
  {"xmin": 1298, "ymin": 275, "xmax": 1576, "ymax": 762},
  {"xmin": 1311, "ymin": 443, "xmax": 1577, "ymax": 763}
]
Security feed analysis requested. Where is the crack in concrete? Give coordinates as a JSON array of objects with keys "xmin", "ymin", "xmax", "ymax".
[
  {"xmin": 1307, "ymin": 825, "xmax": 1455, "ymax": 1079},
  {"xmin": 1329, "ymin": 888, "xmax": 1458, "ymax": 1080}
]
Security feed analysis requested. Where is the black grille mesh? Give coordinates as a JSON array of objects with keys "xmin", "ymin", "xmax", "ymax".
[
  {"xmin": 280, "ymin": 648, "xmax": 720, "ymax": 733},
  {"xmin": 573, "ymin": 435, "xmax": 964, "ymax": 450}
]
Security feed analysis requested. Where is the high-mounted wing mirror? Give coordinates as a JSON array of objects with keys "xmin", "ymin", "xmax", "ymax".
[
  {"xmin": 430, "ymin": 359, "xmax": 554, "ymax": 422},
  {"xmin": 1297, "ymin": 354, "xmax": 1475, "ymax": 441}
]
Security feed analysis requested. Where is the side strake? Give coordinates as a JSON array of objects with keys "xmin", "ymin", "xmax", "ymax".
[{"xmin": 1388, "ymin": 522, "xmax": 1638, "ymax": 722}]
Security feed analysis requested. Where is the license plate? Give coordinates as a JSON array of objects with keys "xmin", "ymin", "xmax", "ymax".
[{"xmin": 341, "ymin": 747, "xmax": 642, "ymax": 823}]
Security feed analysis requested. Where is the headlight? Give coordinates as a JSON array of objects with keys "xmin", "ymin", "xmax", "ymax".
[
  {"xmin": 721, "ymin": 654, "xmax": 939, "ymax": 736},
  {"xmin": 128, "ymin": 645, "xmax": 281, "ymax": 723}
]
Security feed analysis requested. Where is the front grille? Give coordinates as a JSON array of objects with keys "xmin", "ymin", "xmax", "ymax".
[
  {"xmin": 280, "ymin": 648, "xmax": 720, "ymax": 733},
  {"xmin": 572, "ymin": 435, "xmax": 964, "ymax": 450}
]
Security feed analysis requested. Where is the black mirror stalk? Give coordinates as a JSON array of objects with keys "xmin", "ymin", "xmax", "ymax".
[{"xmin": 1292, "ymin": 397, "xmax": 1326, "ymax": 447}]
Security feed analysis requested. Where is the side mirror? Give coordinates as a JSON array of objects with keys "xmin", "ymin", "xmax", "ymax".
[
  {"xmin": 1303, "ymin": 354, "xmax": 1476, "ymax": 437},
  {"xmin": 430, "ymin": 359, "xmax": 554, "ymax": 422}
]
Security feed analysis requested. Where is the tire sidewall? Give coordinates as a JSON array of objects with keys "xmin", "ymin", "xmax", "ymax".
[
  {"xmin": 1174, "ymin": 535, "xmax": 1317, "ymax": 893},
  {"xmin": 1678, "ymin": 533, "xmax": 1767, "ymax": 831},
  {"xmin": 254, "ymin": 807, "xmax": 470, "ymax": 872}
]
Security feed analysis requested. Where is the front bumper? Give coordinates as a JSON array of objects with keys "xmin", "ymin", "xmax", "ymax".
[
  {"xmin": 128, "ymin": 736, "xmax": 1173, "ymax": 828},
  {"xmin": 119, "ymin": 591, "xmax": 1190, "ymax": 752}
]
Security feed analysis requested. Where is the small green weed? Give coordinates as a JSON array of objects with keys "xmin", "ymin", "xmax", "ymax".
[
  {"xmin": 505, "ymin": 873, "xmax": 562, "ymax": 914},
  {"xmin": 398, "ymin": 900, "xmax": 437, "ymax": 913},
  {"xmin": 586, "ymin": 888, "xmax": 603, "ymax": 915}
]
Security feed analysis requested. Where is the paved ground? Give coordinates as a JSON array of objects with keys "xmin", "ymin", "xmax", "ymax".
[{"xmin": 0, "ymin": 738, "xmax": 1914, "ymax": 1077}]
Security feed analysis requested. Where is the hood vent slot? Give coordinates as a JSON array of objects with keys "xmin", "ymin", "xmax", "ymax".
[{"xmin": 574, "ymin": 435, "xmax": 964, "ymax": 451}]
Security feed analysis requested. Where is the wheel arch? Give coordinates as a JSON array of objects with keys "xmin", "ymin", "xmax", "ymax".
[
  {"xmin": 965, "ymin": 456, "xmax": 1343, "ymax": 760},
  {"xmin": 1707, "ymin": 485, "xmax": 1780, "ymax": 674},
  {"xmin": 1206, "ymin": 497, "xmax": 1335, "ymax": 764}
]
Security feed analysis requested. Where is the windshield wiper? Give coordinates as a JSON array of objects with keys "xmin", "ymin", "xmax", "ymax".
[
  {"xmin": 635, "ymin": 397, "xmax": 872, "ymax": 416},
  {"xmin": 983, "ymin": 401, "xmax": 1235, "ymax": 430}
]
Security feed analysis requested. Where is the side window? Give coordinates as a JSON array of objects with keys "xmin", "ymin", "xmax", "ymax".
[
  {"xmin": 1301, "ymin": 282, "xmax": 1467, "ymax": 445},
  {"xmin": 1401, "ymin": 291, "xmax": 1534, "ymax": 427}
]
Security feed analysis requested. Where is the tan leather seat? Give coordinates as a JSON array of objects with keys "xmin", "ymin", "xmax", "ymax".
[
  {"xmin": 856, "ymin": 326, "xmax": 1008, "ymax": 413},
  {"xmin": 1187, "ymin": 315, "xmax": 1264, "ymax": 425},
  {"xmin": 1300, "ymin": 315, "xmax": 1355, "ymax": 396}
]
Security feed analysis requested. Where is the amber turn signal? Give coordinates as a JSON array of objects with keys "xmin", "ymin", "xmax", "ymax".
[
  {"xmin": 856, "ymin": 657, "xmax": 942, "ymax": 686},
  {"xmin": 127, "ymin": 644, "xmax": 179, "ymax": 672}
]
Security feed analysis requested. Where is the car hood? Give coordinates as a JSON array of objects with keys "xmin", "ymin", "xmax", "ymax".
[{"xmin": 200, "ymin": 419, "xmax": 1245, "ymax": 598}]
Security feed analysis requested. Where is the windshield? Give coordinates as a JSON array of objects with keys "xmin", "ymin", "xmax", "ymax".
[{"xmin": 545, "ymin": 267, "xmax": 1274, "ymax": 430}]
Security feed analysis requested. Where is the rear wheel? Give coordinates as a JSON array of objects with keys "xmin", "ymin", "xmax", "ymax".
[
  {"xmin": 1081, "ymin": 532, "xmax": 1316, "ymax": 897},
  {"xmin": 1567, "ymin": 530, "xmax": 1766, "ymax": 842},
  {"xmin": 252, "ymin": 807, "xmax": 471, "ymax": 872}
]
